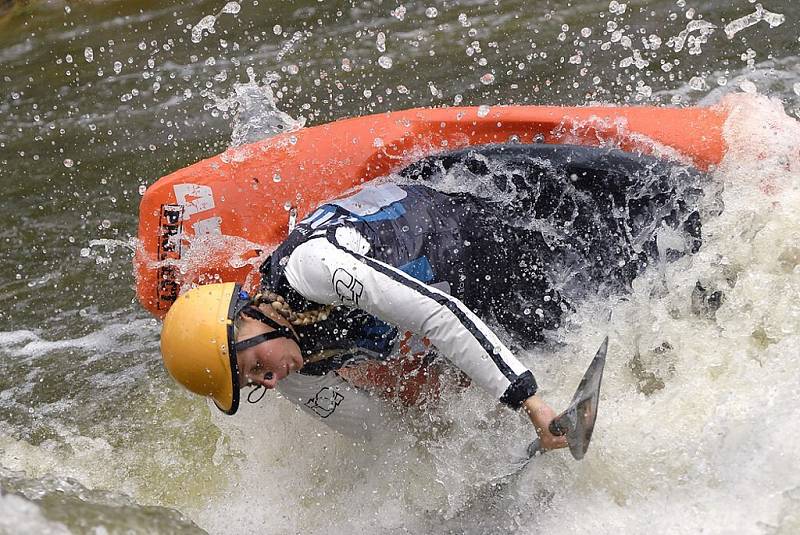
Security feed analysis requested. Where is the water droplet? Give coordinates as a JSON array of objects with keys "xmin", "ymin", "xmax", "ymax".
[
  {"xmin": 397, "ymin": 85, "xmax": 409, "ymax": 94},
  {"xmin": 378, "ymin": 55, "xmax": 393, "ymax": 69},
  {"xmin": 376, "ymin": 32, "xmax": 386, "ymax": 53},
  {"xmin": 287, "ymin": 64, "xmax": 299, "ymax": 75},
  {"xmin": 425, "ymin": 7, "xmax": 438, "ymax": 18},
  {"xmin": 80, "ymin": 248, "xmax": 90, "ymax": 257},
  {"xmin": 480, "ymin": 72, "xmax": 495, "ymax": 85},
  {"xmin": 192, "ymin": 15, "xmax": 217, "ymax": 43},
  {"xmin": 113, "ymin": 61, "xmax": 123, "ymax": 74},
  {"xmin": 391, "ymin": 6, "xmax": 406, "ymax": 20},
  {"xmin": 581, "ymin": 27, "xmax": 592, "ymax": 38},
  {"xmin": 688, "ymin": 76, "xmax": 707, "ymax": 91},
  {"xmin": 272, "ymin": 173, "xmax": 282, "ymax": 183},
  {"xmin": 101, "ymin": 219, "xmax": 112, "ymax": 229},
  {"xmin": 84, "ymin": 47, "xmax": 94, "ymax": 62},
  {"xmin": 609, "ymin": 1, "xmax": 627, "ymax": 15},
  {"xmin": 222, "ymin": 2, "xmax": 241, "ymax": 14},
  {"xmin": 63, "ymin": 158, "xmax": 74, "ymax": 168},
  {"xmin": 341, "ymin": 58, "xmax": 352, "ymax": 72},
  {"xmin": 636, "ymin": 84, "xmax": 652, "ymax": 98},
  {"xmin": 739, "ymin": 79, "xmax": 757, "ymax": 93},
  {"xmin": 477, "ymin": 105, "xmax": 490, "ymax": 117},
  {"xmin": 273, "ymin": 24, "xmax": 282, "ymax": 35},
  {"xmin": 139, "ymin": 185, "xmax": 147, "ymax": 195},
  {"xmin": 793, "ymin": 82, "xmax": 800, "ymax": 96},
  {"xmin": 138, "ymin": 41, "xmax": 147, "ymax": 51}
]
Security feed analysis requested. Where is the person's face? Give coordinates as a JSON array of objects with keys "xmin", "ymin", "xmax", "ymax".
[{"xmin": 235, "ymin": 313, "xmax": 303, "ymax": 391}]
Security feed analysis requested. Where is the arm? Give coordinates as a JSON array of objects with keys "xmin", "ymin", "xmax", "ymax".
[
  {"xmin": 284, "ymin": 235, "xmax": 566, "ymax": 448},
  {"xmin": 285, "ymin": 236, "xmax": 533, "ymax": 406}
]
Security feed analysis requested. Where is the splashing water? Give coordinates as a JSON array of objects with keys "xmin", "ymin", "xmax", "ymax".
[
  {"xmin": 0, "ymin": 468, "xmax": 204, "ymax": 534},
  {"xmin": 206, "ymin": 70, "xmax": 305, "ymax": 150},
  {"xmin": 80, "ymin": 238, "xmax": 137, "ymax": 265},
  {"xmin": 191, "ymin": 2, "xmax": 242, "ymax": 44},
  {"xmin": 668, "ymin": 20, "xmax": 717, "ymax": 55},
  {"xmin": 3, "ymin": 1, "xmax": 800, "ymax": 533},
  {"xmin": 191, "ymin": 16, "xmax": 218, "ymax": 44},
  {"xmin": 185, "ymin": 93, "xmax": 800, "ymax": 535},
  {"xmin": 724, "ymin": 4, "xmax": 786, "ymax": 39}
]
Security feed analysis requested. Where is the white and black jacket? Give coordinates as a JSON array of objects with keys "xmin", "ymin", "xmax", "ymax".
[{"xmin": 262, "ymin": 182, "xmax": 538, "ymax": 409}]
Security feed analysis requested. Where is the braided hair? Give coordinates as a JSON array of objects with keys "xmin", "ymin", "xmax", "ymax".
[{"xmin": 251, "ymin": 291, "xmax": 333, "ymax": 326}]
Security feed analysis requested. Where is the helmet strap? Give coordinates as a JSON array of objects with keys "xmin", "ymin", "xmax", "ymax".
[
  {"xmin": 233, "ymin": 305, "xmax": 301, "ymax": 351},
  {"xmin": 247, "ymin": 384, "xmax": 267, "ymax": 404}
]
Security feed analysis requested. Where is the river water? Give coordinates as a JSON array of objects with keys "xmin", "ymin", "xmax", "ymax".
[{"xmin": 1, "ymin": 1, "xmax": 799, "ymax": 533}]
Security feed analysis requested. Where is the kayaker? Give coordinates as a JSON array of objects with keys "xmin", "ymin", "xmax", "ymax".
[{"xmin": 159, "ymin": 144, "xmax": 707, "ymax": 449}]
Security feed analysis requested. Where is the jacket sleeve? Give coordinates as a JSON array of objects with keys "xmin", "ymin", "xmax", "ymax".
[{"xmin": 283, "ymin": 234, "xmax": 538, "ymax": 409}]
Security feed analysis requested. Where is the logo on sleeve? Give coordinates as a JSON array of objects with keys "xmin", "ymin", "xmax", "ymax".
[
  {"xmin": 332, "ymin": 268, "xmax": 364, "ymax": 306},
  {"xmin": 305, "ymin": 387, "xmax": 344, "ymax": 418}
]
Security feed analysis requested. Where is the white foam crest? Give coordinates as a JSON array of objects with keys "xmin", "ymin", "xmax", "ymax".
[
  {"xmin": 718, "ymin": 93, "xmax": 800, "ymax": 196},
  {"xmin": 513, "ymin": 93, "xmax": 800, "ymax": 534},
  {"xmin": 0, "ymin": 330, "xmax": 38, "ymax": 347},
  {"xmin": 192, "ymin": 396, "xmax": 444, "ymax": 533},
  {"xmin": 0, "ymin": 493, "xmax": 71, "ymax": 535},
  {"xmin": 0, "ymin": 466, "xmax": 204, "ymax": 533},
  {"xmin": 0, "ymin": 318, "xmax": 157, "ymax": 360},
  {"xmin": 81, "ymin": 237, "xmax": 137, "ymax": 265},
  {"xmin": 695, "ymin": 56, "xmax": 800, "ymax": 110}
]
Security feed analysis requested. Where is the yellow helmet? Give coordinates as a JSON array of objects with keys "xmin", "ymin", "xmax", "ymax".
[{"xmin": 160, "ymin": 282, "xmax": 243, "ymax": 414}]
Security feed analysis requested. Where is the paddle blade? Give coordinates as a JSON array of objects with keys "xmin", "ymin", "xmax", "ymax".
[{"xmin": 553, "ymin": 336, "xmax": 608, "ymax": 460}]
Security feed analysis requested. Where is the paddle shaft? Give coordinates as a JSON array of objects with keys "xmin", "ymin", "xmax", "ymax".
[
  {"xmin": 526, "ymin": 419, "xmax": 567, "ymax": 457},
  {"xmin": 549, "ymin": 419, "xmax": 568, "ymax": 436}
]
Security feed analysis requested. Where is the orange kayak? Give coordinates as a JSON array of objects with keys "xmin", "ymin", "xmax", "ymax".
[{"xmin": 135, "ymin": 105, "xmax": 727, "ymax": 318}]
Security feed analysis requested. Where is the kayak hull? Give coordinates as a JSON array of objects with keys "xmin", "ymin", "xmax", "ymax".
[{"xmin": 135, "ymin": 105, "xmax": 727, "ymax": 318}]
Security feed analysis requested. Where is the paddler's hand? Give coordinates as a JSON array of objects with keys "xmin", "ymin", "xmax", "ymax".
[{"xmin": 523, "ymin": 395, "xmax": 568, "ymax": 451}]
